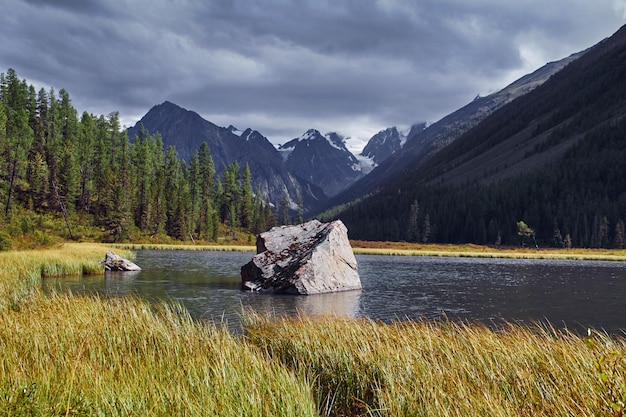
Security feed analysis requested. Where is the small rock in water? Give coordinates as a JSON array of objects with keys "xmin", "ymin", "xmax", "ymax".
[
  {"xmin": 101, "ymin": 251, "xmax": 141, "ymax": 272},
  {"xmin": 241, "ymin": 219, "xmax": 361, "ymax": 294}
]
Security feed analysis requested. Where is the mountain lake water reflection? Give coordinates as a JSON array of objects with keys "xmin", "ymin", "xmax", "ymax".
[{"xmin": 43, "ymin": 249, "xmax": 626, "ymax": 334}]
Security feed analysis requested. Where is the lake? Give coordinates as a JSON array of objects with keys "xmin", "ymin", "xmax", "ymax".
[{"xmin": 43, "ymin": 250, "xmax": 626, "ymax": 334}]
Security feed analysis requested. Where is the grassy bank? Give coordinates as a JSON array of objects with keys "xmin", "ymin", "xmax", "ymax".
[
  {"xmin": 111, "ymin": 240, "xmax": 626, "ymax": 261},
  {"xmin": 0, "ymin": 243, "xmax": 317, "ymax": 416},
  {"xmin": 0, "ymin": 243, "xmax": 134, "ymax": 313},
  {"xmin": 1, "ymin": 243, "xmax": 625, "ymax": 416},
  {"xmin": 110, "ymin": 242, "xmax": 256, "ymax": 252},
  {"xmin": 350, "ymin": 240, "xmax": 626, "ymax": 261},
  {"xmin": 0, "ymin": 294, "xmax": 317, "ymax": 416}
]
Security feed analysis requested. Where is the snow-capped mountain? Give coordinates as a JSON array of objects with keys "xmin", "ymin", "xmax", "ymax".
[
  {"xmin": 126, "ymin": 104, "xmax": 418, "ymax": 213},
  {"xmin": 360, "ymin": 126, "xmax": 412, "ymax": 165},
  {"xmin": 279, "ymin": 129, "xmax": 365, "ymax": 197},
  {"xmin": 126, "ymin": 101, "xmax": 326, "ymax": 214}
]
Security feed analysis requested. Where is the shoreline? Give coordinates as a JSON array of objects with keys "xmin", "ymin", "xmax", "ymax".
[{"xmin": 109, "ymin": 241, "xmax": 626, "ymax": 262}]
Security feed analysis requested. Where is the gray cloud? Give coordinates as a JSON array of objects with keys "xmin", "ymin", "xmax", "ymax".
[{"xmin": 1, "ymin": 0, "xmax": 624, "ymax": 149}]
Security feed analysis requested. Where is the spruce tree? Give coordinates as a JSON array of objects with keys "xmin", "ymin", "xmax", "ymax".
[{"xmin": 241, "ymin": 163, "xmax": 253, "ymax": 229}]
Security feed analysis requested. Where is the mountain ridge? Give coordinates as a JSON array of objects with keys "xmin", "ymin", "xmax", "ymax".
[
  {"xmin": 323, "ymin": 24, "xmax": 626, "ymax": 248},
  {"xmin": 318, "ymin": 48, "xmax": 588, "ymax": 213},
  {"xmin": 126, "ymin": 102, "xmax": 329, "ymax": 213}
]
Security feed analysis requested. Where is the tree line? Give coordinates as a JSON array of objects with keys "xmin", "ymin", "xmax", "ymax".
[{"xmin": 0, "ymin": 68, "xmax": 277, "ymax": 243}]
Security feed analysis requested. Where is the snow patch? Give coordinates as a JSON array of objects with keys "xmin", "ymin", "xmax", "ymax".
[
  {"xmin": 227, "ymin": 125, "xmax": 243, "ymax": 136},
  {"xmin": 324, "ymin": 132, "xmax": 345, "ymax": 151},
  {"xmin": 353, "ymin": 154, "xmax": 376, "ymax": 175},
  {"xmin": 241, "ymin": 130, "xmax": 252, "ymax": 141},
  {"xmin": 299, "ymin": 129, "xmax": 320, "ymax": 142},
  {"xmin": 278, "ymin": 146, "xmax": 294, "ymax": 162},
  {"xmin": 399, "ymin": 129, "xmax": 409, "ymax": 147}
]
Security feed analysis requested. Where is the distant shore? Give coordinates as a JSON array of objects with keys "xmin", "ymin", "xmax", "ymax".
[{"xmin": 109, "ymin": 240, "xmax": 626, "ymax": 261}]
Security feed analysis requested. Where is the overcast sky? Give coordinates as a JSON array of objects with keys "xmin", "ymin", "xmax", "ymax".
[{"xmin": 1, "ymin": 0, "xmax": 625, "ymax": 152}]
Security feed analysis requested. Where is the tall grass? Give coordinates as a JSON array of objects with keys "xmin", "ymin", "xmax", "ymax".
[
  {"xmin": 350, "ymin": 241, "xmax": 626, "ymax": 260},
  {"xmin": 0, "ymin": 243, "xmax": 134, "ymax": 312},
  {"xmin": 0, "ymin": 294, "xmax": 317, "ymax": 416},
  {"xmin": 244, "ymin": 313, "xmax": 626, "ymax": 417},
  {"xmin": 3, "ymin": 243, "xmax": 626, "ymax": 416},
  {"xmin": 1, "ymin": 243, "xmax": 317, "ymax": 416},
  {"xmin": 110, "ymin": 243, "xmax": 255, "ymax": 252}
]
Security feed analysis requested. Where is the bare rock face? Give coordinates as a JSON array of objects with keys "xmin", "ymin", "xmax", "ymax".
[
  {"xmin": 241, "ymin": 219, "xmax": 361, "ymax": 294},
  {"xmin": 101, "ymin": 251, "xmax": 142, "ymax": 272}
]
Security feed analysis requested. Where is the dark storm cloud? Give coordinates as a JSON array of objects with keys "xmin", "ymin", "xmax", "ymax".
[{"xmin": 1, "ymin": 0, "xmax": 625, "ymax": 148}]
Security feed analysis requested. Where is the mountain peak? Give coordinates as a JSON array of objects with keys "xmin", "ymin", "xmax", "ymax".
[
  {"xmin": 299, "ymin": 129, "xmax": 323, "ymax": 141},
  {"xmin": 277, "ymin": 129, "xmax": 364, "ymax": 197},
  {"xmin": 360, "ymin": 126, "xmax": 406, "ymax": 164},
  {"xmin": 227, "ymin": 125, "xmax": 243, "ymax": 136}
]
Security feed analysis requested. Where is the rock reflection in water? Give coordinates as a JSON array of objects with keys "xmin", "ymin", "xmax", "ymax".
[{"xmin": 242, "ymin": 289, "xmax": 362, "ymax": 319}]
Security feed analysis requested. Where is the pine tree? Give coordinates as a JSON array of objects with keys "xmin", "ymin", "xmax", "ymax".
[
  {"xmin": 408, "ymin": 199, "xmax": 420, "ymax": 242},
  {"xmin": 3, "ymin": 108, "xmax": 33, "ymax": 216},
  {"xmin": 76, "ymin": 112, "xmax": 96, "ymax": 212},
  {"xmin": 614, "ymin": 220, "xmax": 625, "ymax": 249},
  {"xmin": 251, "ymin": 186, "xmax": 266, "ymax": 234},
  {"xmin": 187, "ymin": 150, "xmax": 201, "ymax": 238},
  {"xmin": 164, "ymin": 146, "xmax": 183, "ymax": 239},
  {"xmin": 2, "ymin": 70, "xmax": 34, "ymax": 217},
  {"xmin": 221, "ymin": 161, "xmax": 240, "ymax": 226},
  {"xmin": 197, "ymin": 142, "xmax": 216, "ymax": 240},
  {"xmin": 150, "ymin": 146, "xmax": 167, "ymax": 237},
  {"xmin": 241, "ymin": 163, "xmax": 253, "ymax": 229},
  {"xmin": 0, "ymin": 101, "xmax": 7, "ymax": 217},
  {"xmin": 44, "ymin": 88, "xmax": 62, "ymax": 210},
  {"xmin": 25, "ymin": 88, "xmax": 49, "ymax": 210},
  {"xmin": 422, "ymin": 214, "xmax": 431, "ymax": 243}
]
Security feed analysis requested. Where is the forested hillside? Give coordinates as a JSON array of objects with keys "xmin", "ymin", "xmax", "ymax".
[
  {"xmin": 0, "ymin": 69, "xmax": 278, "ymax": 247},
  {"xmin": 324, "ymin": 25, "xmax": 626, "ymax": 248}
]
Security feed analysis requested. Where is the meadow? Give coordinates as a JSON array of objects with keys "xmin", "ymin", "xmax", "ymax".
[{"xmin": 1, "ymin": 243, "xmax": 625, "ymax": 416}]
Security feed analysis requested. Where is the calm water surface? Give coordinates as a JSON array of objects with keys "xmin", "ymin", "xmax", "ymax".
[{"xmin": 43, "ymin": 250, "xmax": 626, "ymax": 333}]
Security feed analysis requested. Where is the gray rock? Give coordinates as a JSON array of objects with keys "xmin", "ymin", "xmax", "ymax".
[
  {"xmin": 101, "ymin": 251, "xmax": 142, "ymax": 271},
  {"xmin": 241, "ymin": 219, "xmax": 361, "ymax": 294}
]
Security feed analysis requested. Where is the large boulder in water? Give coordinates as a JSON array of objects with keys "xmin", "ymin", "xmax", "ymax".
[{"xmin": 241, "ymin": 219, "xmax": 361, "ymax": 294}]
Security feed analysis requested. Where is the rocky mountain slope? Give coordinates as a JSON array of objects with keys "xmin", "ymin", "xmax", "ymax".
[
  {"xmin": 322, "ymin": 49, "xmax": 587, "ymax": 211},
  {"xmin": 279, "ymin": 130, "xmax": 364, "ymax": 197},
  {"xmin": 360, "ymin": 126, "xmax": 409, "ymax": 165},
  {"xmin": 126, "ymin": 101, "xmax": 326, "ymax": 213},
  {"xmin": 324, "ymin": 24, "xmax": 626, "ymax": 247}
]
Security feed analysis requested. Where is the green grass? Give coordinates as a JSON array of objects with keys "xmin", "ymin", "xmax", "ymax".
[
  {"xmin": 1, "ymin": 243, "xmax": 626, "ymax": 416},
  {"xmin": 245, "ymin": 313, "xmax": 626, "ymax": 416},
  {"xmin": 0, "ymin": 294, "xmax": 317, "ymax": 416},
  {"xmin": 110, "ymin": 242, "xmax": 256, "ymax": 252},
  {"xmin": 113, "ymin": 240, "xmax": 626, "ymax": 261},
  {"xmin": 0, "ymin": 243, "xmax": 318, "ymax": 416},
  {"xmin": 0, "ymin": 243, "xmax": 134, "ymax": 312},
  {"xmin": 350, "ymin": 240, "xmax": 626, "ymax": 261}
]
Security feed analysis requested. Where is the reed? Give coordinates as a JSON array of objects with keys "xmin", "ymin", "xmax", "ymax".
[
  {"xmin": 110, "ymin": 242, "xmax": 255, "ymax": 252},
  {"xmin": 0, "ymin": 243, "xmax": 134, "ymax": 312},
  {"xmin": 351, "ymin": 241, "xmax": 626, "ymax": 261},
  {"xmin": 3, "ymin": 243, "xmax": 626, "ymax": 416},
  {"xmin": 0, "ymin": 293, "xmax": 317, "ymax": 416},
  {"xmin": 244, "ymin": 313, "xmax": 626, "ymax": 417}
]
